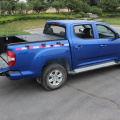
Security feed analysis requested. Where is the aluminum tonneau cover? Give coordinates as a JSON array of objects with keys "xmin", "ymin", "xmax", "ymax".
[{"xmin": 15, "ymin": 34, "xmax": 65, "ymax": 42}]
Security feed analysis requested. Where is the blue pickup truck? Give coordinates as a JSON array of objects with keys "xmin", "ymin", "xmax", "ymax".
[{"xmin": 0, "ymin": 20, "xmax": 120, "ymax": 90}]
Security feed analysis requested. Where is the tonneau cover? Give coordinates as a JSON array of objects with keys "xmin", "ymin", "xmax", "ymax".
[{"xmin": 15, "ymin": 34, "xmax": 65, "ymax": 42}]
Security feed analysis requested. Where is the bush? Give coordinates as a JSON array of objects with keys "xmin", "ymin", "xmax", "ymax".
[
  {"xmin": 74, "ymin": 14, "xmax": 82, "ymax": 18},
  {"xmin": 0, "ymin": 14, "xmax": 76, "ymax": 24},
  {"xmin": 91, "ymin": 6, "xmax": 99, "ymax": 9},
  {"xmin": 83, "ymin": 14, "xmax": 89, "ymax": 17},
  {"xmin": 79, "ymin": 12, "xmax": 85, "ymax": 16},
  {"xmin": 115, "ymin": 8, "xmax": 120, "ymax": 12},
  {"xmin": 90, "ymin": 7, "xmax": 102, "ymax": 16},
  {"xmin": 74, "ymin": 8, "xmax": 81, "ymax": 13},
  {"xmin": 102, "ymin": 12, "xmax": 120, "ymax": 17}
]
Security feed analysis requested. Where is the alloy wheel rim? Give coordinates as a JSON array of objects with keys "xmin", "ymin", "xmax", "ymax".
[{"xmin": 48, "ymin": 70, "xmax": 63, "ymax": 86}]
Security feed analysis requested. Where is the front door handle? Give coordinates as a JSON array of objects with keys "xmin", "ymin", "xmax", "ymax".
[
  {"xmin": 100, "ymin": 44, "xmax": 107, "ymax": 47},
  {"xmin": 75, "ymin": 45, "xmax": 83, "ymax": 49}
]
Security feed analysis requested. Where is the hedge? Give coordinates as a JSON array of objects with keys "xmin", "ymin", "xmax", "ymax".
[
  {"xmin": 0, "ymin": 14, "xmax": 76, "ymax": 24},
  {"xmin": 102, "ymin": 12, "xmax": 120, "ymax": 17}
]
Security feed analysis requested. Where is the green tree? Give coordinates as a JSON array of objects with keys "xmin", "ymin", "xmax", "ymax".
[
  {"xmin": 102, "ymin": 0, "xmax": 119, "ymax": 13},
  {"xmin": 51, "ymin": 0, "xmax": 63, "ymax": 13},
  {"xmin": 65, "ymin": 0, "xmax": 82, "ymax": 15},
  {"xmin": 9, "ymin": 0, "xmax": 18, "ymax": 14},
  {"xmin": 17, "ymin": 2, "xmax": 27, "ymax": 14},
  {"xmin": 29, "ymin": 0, "xmax": 48, "ymax": 13},
  {"xmin": 90, "ymin": 0, "xmax": 99, "ymax": 6},
  {"xmin": 0, "ymin": 0, "xmax": 10, "ymax": 16},
  {"xmin": 0, "ymin": 0, "xmax": 19, "ymax": 16},
  {"xmin": 82, "ymin": 2, "xmax": 90, "ymax": 13}
]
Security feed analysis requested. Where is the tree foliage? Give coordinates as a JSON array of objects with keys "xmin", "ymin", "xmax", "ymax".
[
  {"xmin": 65, "ymin": 0, "xmax": 81, "ymax": 15},
  {"xmin": 65, "ymin": 0, "xmax": 90, "ymax": 14},
  {"xmin": 29, "ymin": 0, "xmax": 48, "ymax": 13},
  {"xmin": 17, "ymin": 2, "xmax": 27, "ymax": 14},
  {"xmin": 102, "ymin": 0, "xmax": 119, "ymax": 12},
  {"xmin": 51, "ymin": 0, "xmax": 63, "ymax": 13}
]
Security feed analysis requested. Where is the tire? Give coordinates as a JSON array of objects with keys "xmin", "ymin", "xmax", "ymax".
[{"xmin": 41, "ymin": 64, "xmax": 67, "ymax": 90}]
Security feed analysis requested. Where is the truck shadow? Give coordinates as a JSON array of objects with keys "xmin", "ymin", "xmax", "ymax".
[
  {"xmin": 67, "ymin": 65, "xmax": 120, "ymax": 84},
  {"xmin": 0, "ymin": 65, "xmax": 119, "ymax": 95}
]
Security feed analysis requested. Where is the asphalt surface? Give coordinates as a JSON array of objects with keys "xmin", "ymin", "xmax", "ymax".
[{"xmin": 1, "ymin": 25, "xmax": 120, "ymax": 120}]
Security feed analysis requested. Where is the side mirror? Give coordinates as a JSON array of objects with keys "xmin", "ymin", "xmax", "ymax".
[
  {"xmin": 79, "ymin": 28, "xmax": 84, "ymax": 32},
  {"xmin": 115, "ymin": 33, "xmax": 120, "ymax": 38}
]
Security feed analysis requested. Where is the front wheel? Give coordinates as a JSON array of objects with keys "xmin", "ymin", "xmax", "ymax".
[{"xmin": 41, "ymin": 64, "xmax": 67, "ymax": 90}]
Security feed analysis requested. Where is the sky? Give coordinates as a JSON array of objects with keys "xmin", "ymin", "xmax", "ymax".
[{"xmin": 19, "ymin": 0, "xmax": 27, "ymax": 3}]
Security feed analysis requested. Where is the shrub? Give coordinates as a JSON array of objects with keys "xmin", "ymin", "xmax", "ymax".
[
  {"xmin": 74, "ymin": 8, "xmax": 81, "ymax": 13},
  {"xmin": 115, "ymin": 8, "xmax": 120, "ymax": 12},
  {"xmin": 74, "ymin": 14, "xmax": 82, "ymax": 18},
  {"xmin": 102, "ymin": 12, "xmax": 120, "ymax": 17},
  {"xmin": 90, "ymin": 7, "xmax": 102, "ymax": 16},
  {"xmin": 91, "ymin": 6, "xmax": 99, "ymax": 9},
  {"xmin": 0, "ymin": 14, "xmax": 76, "ymax": 24}
]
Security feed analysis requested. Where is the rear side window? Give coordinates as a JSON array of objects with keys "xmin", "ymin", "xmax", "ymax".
[
  {"xmin": 44, "ymin": 24, "xmax": 66, "ymax": 37},
  {"xmin": 74, "ymin": 24, "xmax": 94, "ymax": 39}
]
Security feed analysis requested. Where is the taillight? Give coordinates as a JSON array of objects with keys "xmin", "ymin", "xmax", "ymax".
[{"xmin": 7, "ymin": 51, "xmax": 16, "ymax": 67}]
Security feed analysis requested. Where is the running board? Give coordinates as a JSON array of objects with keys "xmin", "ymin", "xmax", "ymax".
[{"xmin": 69, "ymin": 61, "xmax": 119, "ymax": 74}]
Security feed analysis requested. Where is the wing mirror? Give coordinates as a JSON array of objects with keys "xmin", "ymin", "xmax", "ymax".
[
  {"xmin": 115, "ymin": 33, "xmax": 120, "ymax": 38},
  {"xmin": 79, "ymin": 28, "xmax": 84, "ymax": 32}
]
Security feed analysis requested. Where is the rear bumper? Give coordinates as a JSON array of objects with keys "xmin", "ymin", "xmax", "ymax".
[{"xmin": 4, "ymin": 71, "xmax": 22, "ymax": 80}]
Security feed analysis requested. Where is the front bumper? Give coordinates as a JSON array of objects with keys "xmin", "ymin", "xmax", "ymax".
[{"xmin": 4, "ymin": 71, "xmax": 22, "ymax": 80}]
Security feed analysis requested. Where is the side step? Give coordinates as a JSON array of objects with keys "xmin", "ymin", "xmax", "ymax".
[{"xmin": 69, "ymin": 61, "xmax": 119, "ymax": 74}]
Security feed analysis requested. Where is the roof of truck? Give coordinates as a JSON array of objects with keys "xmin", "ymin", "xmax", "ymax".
[{"xmin": 46, "ymin": 20, "xmax": 102, "ymax": 25}]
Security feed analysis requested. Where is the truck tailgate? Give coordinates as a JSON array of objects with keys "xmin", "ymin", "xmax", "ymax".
[{"xmin": 0, "ymin": 55, "xmax": 9, "ymax": 75}]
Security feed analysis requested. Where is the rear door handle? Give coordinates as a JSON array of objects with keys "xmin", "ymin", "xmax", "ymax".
[
  {"xmin": 100, "ymin": 44, "xmax": 107, "ymax": 47},
  {"xmin": 75, "ymin": 45, "xmax": 83, "ymax": 49}
]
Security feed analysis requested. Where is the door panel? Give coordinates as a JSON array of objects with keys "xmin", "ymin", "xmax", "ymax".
[
  {"xmin": 98, "ymin": 38, "xmax": 120, "ymax": 61},
  {"xmin": 71, "ymin": 24, "xmax": 99, "ymax": 69},
  {"xmin": 73, "ymin": 38, "xmax": 99, "ymax": 68},
  {"xmin": 96, "ymin": 24, "xmax": 120, "ymax": 61}
]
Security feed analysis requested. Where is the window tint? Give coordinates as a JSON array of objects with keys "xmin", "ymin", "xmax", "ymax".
[
  {"xmin": 96, "ymin": 25, "xmax": 115, "ymax": 38},
  {"xmin": 44, "ymin": 24, "xmax": 66, "ymax": 37},
  {"xmin": 74, "ymin": 24, "xmax": 94, "ymax": 39}
]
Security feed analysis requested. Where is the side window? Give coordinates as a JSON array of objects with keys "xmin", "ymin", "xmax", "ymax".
[
  {"xmin": 74, "ymin": 24, "xmax": 94, "ymax": 39},
  {"xmin": 96, "ymin": 25, "xmax": 115, "ymax": 38},
  {"xmin": 44, "ymin": 24, "xmax": 66, "ymax": 37}
]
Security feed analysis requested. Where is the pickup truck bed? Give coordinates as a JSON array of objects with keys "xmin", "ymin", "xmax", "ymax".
[{"xmin": 0, "ymin": 34, "xmax": 65, "ymax": 54}]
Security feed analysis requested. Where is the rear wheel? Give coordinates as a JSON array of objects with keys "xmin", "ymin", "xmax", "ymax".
[{"xmin": 42, "ymin": 64, "xmax": 67, "ymax": 90}]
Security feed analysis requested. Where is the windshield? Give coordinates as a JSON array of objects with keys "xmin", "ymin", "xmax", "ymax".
[{"xmin": 44, "ymin": 24, "xmax": 66, "ymax": 37}]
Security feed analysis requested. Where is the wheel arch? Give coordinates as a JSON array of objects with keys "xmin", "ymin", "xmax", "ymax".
[{"xmin": 42, "ymin": 58, "xmax": 70, "ymax": 72}]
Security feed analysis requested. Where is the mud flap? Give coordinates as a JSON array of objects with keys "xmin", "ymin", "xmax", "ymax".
[{"xmin": 0, "ymin": 56, "xmax": 9, "ymax": 76}]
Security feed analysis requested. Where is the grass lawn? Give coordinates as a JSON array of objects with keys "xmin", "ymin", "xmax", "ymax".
[
  {"xmin": 0, "ymin": 19, "xmax": 49, "ymax": 36},
  {"xmin": 102, "ymin": 17, "xmax": 120, "ymax": 25},
  {"xmin": 1, "ymin": 17, "xmax": 120, "ymax": 36}
]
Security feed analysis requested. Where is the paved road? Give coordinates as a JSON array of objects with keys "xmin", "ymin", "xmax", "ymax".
[{"xmin": 1, "ymin": 25, "xmax": 120, "ymax": 120}]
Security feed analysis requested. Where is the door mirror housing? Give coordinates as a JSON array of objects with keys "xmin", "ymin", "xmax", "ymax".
[
  {"xmin": 115, "ymin": 33, "xmax": 120, "ymax": 38},
  {"xmin": 79, "ymin": 28, "xmax": 84, "ymax": 32}
]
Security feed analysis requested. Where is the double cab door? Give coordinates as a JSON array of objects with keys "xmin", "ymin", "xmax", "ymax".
[{"xmin": 71, "ymin": 23, "xmax": 120, "ymax": 69}]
